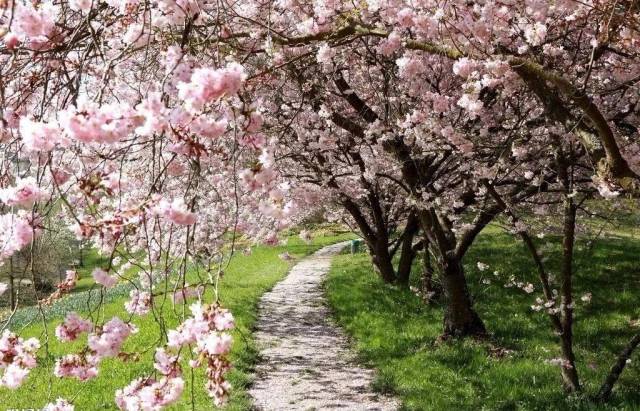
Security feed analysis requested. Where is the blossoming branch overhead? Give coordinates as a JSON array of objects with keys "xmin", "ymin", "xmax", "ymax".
[{"xmin": 0, "ymin": 0, "xmax": 638, "ymax": 410}]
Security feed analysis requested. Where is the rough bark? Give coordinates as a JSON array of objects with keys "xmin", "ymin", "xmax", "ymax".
[
  {"xmin": 8, "ymin": 256, "xmax": 15, "ymax": 310},
  {"xmin": 440, "ymin": 255, "xmax": 486, "ymax": 338},
  {"xmin": 559, "ymin": 195, "xmax": 581, "ymax": 392},
  {"xmin": 339, "ymin": 197, "xmax": 397, "ymax": 283},
  {"xmin": 396, "ymin": 214, "xmax": 420, "ymax": 287},
  {"xmin": 370, "ymin": 238, "xmax": 397, "ymax": 283},
  {"xmin": 412, "ymin": 207, "xmax": 486, "ymax": 338},
  {"xmin": 420, "ymin": 241, "xmax": 440, "ymax": 302}
]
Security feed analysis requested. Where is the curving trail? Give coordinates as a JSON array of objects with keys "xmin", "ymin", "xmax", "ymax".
[{"xmin": 249, "ymin": 242, "xmax": 399, "ymax": 411}]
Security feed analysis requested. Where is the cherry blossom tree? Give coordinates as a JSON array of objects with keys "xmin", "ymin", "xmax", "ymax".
[
  {"xmin": 264, "ymin": 84, "xmax": 423, "ymax": 285},
  {"xmin": 225, "ymin": 0, "xmax": 640, "ymax": 393},
  {"xmin": 0, "ymin": 0, "xmax": 639, "ymax": 407},
  {"xmin": 240, "ymin": 5, "xmax": 565, "ymax": 338}
]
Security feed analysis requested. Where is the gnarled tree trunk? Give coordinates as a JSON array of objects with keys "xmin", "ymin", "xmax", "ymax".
[
  {"xmin": 396, "ymin": 213, "xmax": 420, "ymax": 287},
  {"xmin": 558, "ymin": 197, "xmax": 580, "ymax": 392},
  {"xmin": 441, "ymin": 255, "xmax": 486, "ymax": 337},
  {"xmin": 370, "ymin": 238, "xmax": 397, "ymax": 283},
  {"xmin": 420, "ymin": 241, "xmax": 440, "ymax": 302},
  {"xmin": 418, "ymin": 209, "xmax": 486, "ymax": 338}
]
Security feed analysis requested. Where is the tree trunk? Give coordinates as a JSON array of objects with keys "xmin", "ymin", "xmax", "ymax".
[
  {"xmin": 441, "ymin": 255, "xmax": 486, "ymax": 338},
  {"xmin": 396, "ymin": 215, "xmax": 420, "ymax": 287},
  {"xmin": 597, "ymin": 333, "xmax": 640, "ymax": 402},
  {"xmin": 338, "ymin": 197, "xmax": 397, "ymax": 283},
  {"xmin": 396, "ymin": 243, "xmax": 414, "ymax": 287},
  {"xmin": 78, "ymin": 242, "xmax": 84, "ymax": 267},
  {"xmin": 370, "ymin": 240, "xmax": 396, "ymax": 283},
  {"xmin": 414, "ymin": 209, "xmax": 486, "ymax": 338},
  {"xmin": 420, "ymin": 243, "xmax": 440, "ymax": 302},
  {"xmin": 559, "ymin": 197, "xmax": 581, "ymax": 392},
  {"xmin": 8, "ymin": 256, "xmax": 15, "ymax": 310}
]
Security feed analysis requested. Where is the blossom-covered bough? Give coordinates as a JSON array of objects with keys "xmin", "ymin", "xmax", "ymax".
[
  {"xmin": 1, "ymin": 0, "xmax": 639, "ymax": 407},
  {"xmin": 0, "ymin": 0, "xmax": 299, "ymax": 409},
  {"xmin": 224, "ymin": 0, "xmax": 639, "ymax": 400}
]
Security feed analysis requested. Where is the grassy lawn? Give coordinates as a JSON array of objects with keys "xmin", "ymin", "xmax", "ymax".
[
  {"xmin": 325, "ymin": 225, "xmax": 640, "ymax": 410},
  {"xmin": 72, "ymin": 249, "xmax": 110, "ymax": 294},
  {"xmin": 0, "ymin": 228, "xmax": 353, "ymax": 410}
]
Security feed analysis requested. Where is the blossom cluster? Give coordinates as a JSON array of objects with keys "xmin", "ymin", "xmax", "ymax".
[
  {"xmin": 92, "ymin": 268, "xmax": 118, "ymax": 288},
  {"xmin": 0, "ymin": 212, "xmax": 39, "ymax": 260},
  {"xmin": 0, "ymin": 330, "xmax": 40, "ymax": 389},
  {"xmin": 54, "ymin": 316, "xmax": 137, "ymax": 384},
  {"xmin": 43, "ymin": 398, "xmax": 74, "ymax": 411},
  {"xmin": 54, "ymin": 353, "xmax": 99, "ymax": 381},
  {"xmin": 166, "ymin": 303, "xmax": 234, "ymax": 405},
  {"xmin": 115, "ymin": 375, "xmax": 184, "ymax": 410},
  {"xmin": 124, "ymin": 290, "xmax": 152, "ymax": 316},
  {"xmin": 55, "ymin": 312, "xmax": 93, "ymax": 342},
  {"xmin": 0, "ymin": 177, "xmax": 46, "ymax": 207},
  {"xmin": 88, "ymin": 317, "xmax": 137, "ymax": 359}
]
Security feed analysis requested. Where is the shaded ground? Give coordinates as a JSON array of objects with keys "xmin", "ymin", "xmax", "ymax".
[{"xmin": 249, "ymin": 242, "xmax": 398, "ymax": 411}]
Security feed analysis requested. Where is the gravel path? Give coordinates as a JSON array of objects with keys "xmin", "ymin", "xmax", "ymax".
[{"xmin": 249, "ymin": 242, "xmax": 399, "ymax": 411}]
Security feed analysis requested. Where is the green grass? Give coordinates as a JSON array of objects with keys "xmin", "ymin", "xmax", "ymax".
[
  {"xmin": 0, "ymin": 229, "xmax": 354, "ymax": 410},
  {"xmin": 73, "ymin": 249, "xmax": 110, "ymax": 293},
  {"xmin": 325, "ymin": 225, "xmax": 640, "ymax": 411}
]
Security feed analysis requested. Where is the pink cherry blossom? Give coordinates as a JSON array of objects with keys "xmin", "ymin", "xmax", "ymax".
[
  {"xmin": 456, "ymin": 94, "xmax": 483, "ymax": 117},
  {"xmin": 115, "ymin": 376, "xmax": 184, "ymax": 411},
  {"xmin": 43, "ymin": 398, "xmax": 74, "ymax": 411},
  {"xmin": 191, "ymin": 117, "xmax": 228, "ymax": 139},
  {"xmin": 524, "ymin": 22, "xmax": 548, "ymax": 46},
  {"xmin": 452, "ymin": 58, "xmax": 479, "ymax": 79},
  {"xmin": 88, "ymin": 317, "xmax": 136, "ymax": 359},
  {"xmin": 58, "ymin": 101, "xmax": 137, "ymax": 144},
  {"xmin": 154, "ymin": 198, "xmax": 197, "ymax": 225},
  {"xmin": 396, "ymin": 8, "xmax": 415, "ymax": 28},
  {"xmin": 92, "ymin": 268, "xmax": 117, "ymax": 288},
  {"xmin": 2, "ymin": 32, "xmax": 20, "ymax": 49},
  {"xmin": 177, "ymin": 63, "xmax": 247, "ymax": 112},
  {"xmin": 153, "ymin": 348, "xmax": 180, "ymax": 378},
  {"xmin": 135, "ymin": 92, "xmax": 168, "ymax": 137},
  {"xmin": 41, "ymin": 270, "xmax": 78, "ymax": 305},
  {"xmin": 197, "ymin": 332, "xmax": 232, "ymax": 356},
  {"xmin": 124, "ymin": 289, "xmax": 152, "ymax": 316},
  {"xmin": 0, "ymin": 213, "xmax": 37, "ymax": 259},
  {"xmin": 18, "ymin": 118, "xmax": 65, "ymax": 152},
  {"xmin": 316, "ymin": 43, "xmax": 336, "ymax": 65},
  {"xmin": 0, "ymin": 330, "xmax": 40, "ymax": 389},
  {"xmin": 54, "ymin": 354, "xmax": 99, "ymax": 381},
  {"xmin": 165, "ymin": 303, "xmax": 234, "ymax": 405},
  {"xmin": 1, "ymin": 363, "xmax": 30, "ymax": 389},
  {"xmin": 55, "ymin": 312, "xmax": 93, "ymax": 342},
  {"xmin": 11, "ymin": 1, "xmax": 57, "ymax": 41},
  {"xmin": 377, "ymin": 30, "xmax": 401, "ymax": 56},
  {"xmin": 396, "ymin": 55, "xmax": 425, "ymax": 80},
  {"xmin": 0, "ymin": 177, "xmax": 47, "ymax": 207},
  {"xmin": 69, "ymin": 0, "xmax": 92, "ymax": 11}
]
